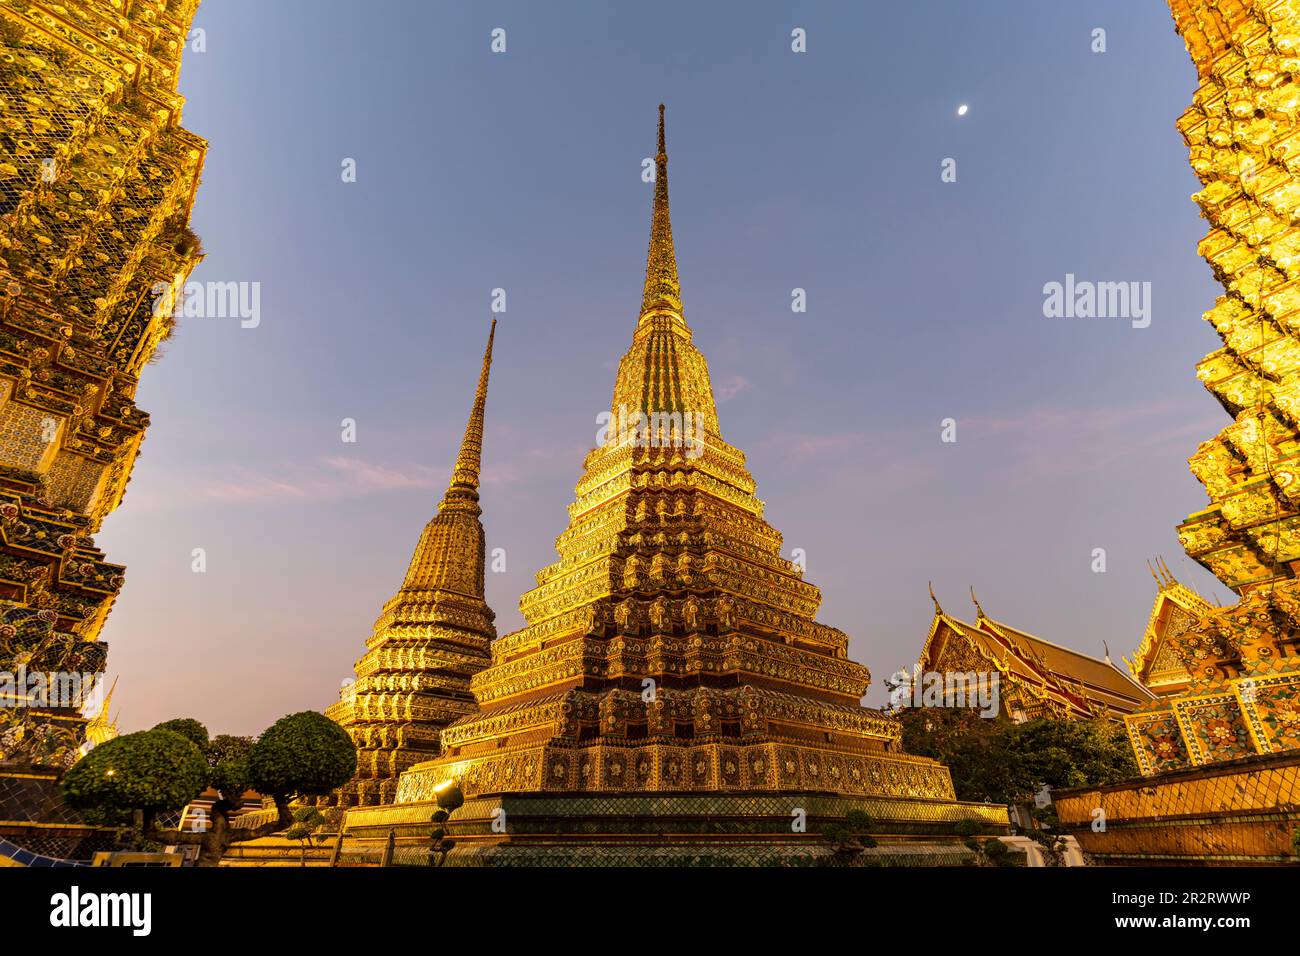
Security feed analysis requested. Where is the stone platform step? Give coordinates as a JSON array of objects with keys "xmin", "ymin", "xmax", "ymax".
[
  {"xmin": 340, "ymin": 789, "xmax": 1010, "ymax": 866},
  {"xmin": 220, "ymin": 833, "xmax": 339, "ymax": 867}
]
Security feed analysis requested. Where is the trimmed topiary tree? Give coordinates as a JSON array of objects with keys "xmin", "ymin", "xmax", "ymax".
[
  {"xmin": 152, "ymin": 718, "xmax": 209, "ymax": 752},
  {"xmin": 820, "ymin": 808, "xmax": 878, "ymax": 865},
  {"xmin": 285, "ymin": 806, "xmax": 329, "ymax": 867},
  {"xmin": 247, "ymin": 711, "xmax": 356, "ymax": 800},
  {"xmin": 62, "ymin": 712, "xmax": 355, "ymax": 866},
  {"xmin": 62, "ymin": 729, "xmax": 208, "ymax": 828}
]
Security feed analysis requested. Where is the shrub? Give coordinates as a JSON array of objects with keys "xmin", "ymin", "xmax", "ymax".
[
  {"xmin": 62, "ymin": 729, "xmax": 207, "ymax": 826},
  {"xmin": 247, "ymin": 711, "xmax": 356, "ymax": 799}
]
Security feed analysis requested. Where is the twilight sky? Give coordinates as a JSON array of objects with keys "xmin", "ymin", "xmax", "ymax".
[{"xmin": 98, "ymin": 0, "xmax": 1233, "ymax": 736}]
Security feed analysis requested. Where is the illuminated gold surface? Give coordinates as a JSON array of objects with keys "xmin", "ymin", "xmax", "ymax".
[
  {"xmin": 323, "ymin": 322, "xmax": 498, "ymax": 806},
  {"xmin": 393, "ymin": 107, "xmax": 955, "ymax": 806},
  {"xmin": 920, "ymin": 596, "xmax": 1152, "ymax": 721},
  {"xmin": 1056, "ymin": 750, "xmax": 1300, "ymax": 864},
  {"xmin": 1123, "ymin": 0, "xmax": 1300, "ymax": 776},
  {"xmin": 0, "ymin": 0, "xmax": 205, "ymax": 761},
  {"xmin": 1169, "ymin": 0, "xmax": 1300, "ymax": 591}
]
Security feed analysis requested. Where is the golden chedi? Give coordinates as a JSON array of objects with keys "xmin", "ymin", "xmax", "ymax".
[
  {"xmin": 304, "ymin": 106, "xmax": 1013, "ymax": 874},
  {"xmin": 325, "ymin": 322, "xmax": 498, "ymax": 807},
  {"xmin": 0, "ymin": 0, "xmax": 206, "ymax": 763},
  {"xmin": 1123, "ymin": 0, "xmax": 1300, "ymax": 775},
  {"xmin": 400, "ymin": 106, "xmax": 942, "ymax": 801},
  {"xmin": 341, "ymin": 108, "xmax": 1005, "ymax": 865}
]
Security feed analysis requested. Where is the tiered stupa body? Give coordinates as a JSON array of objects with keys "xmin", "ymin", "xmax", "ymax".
[
  {"xmin": 325, "ymin": 322, "xmax": 498, "ymax": 806},
  {"xmin": 394, "ymin": 109, "xmax": 951, "ymax": 804},
  {"xmin": 0, "ymin": 0, "xmax": 206, "ymax": 764},
  {"xmin": 1122, "ymin": 0, "xmax": 1300, "ymax": 774}
]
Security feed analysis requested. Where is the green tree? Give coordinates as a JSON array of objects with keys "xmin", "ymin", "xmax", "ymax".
[
  {"xmin": 1013, "ymin": 718, "xmax": 1138, "ymax": 791},
  {"xmin": 247, "ymin": 711, "xmax": 356, "ymax": 798},
  {"xmin": 896, "ymin": 706, "xmax": 1036, "ymax": 803},
  {"xmin": 820, "ymin": 809, "xmax": 878, "ymax": 864},
  {"xmin": 62, "ymin": 712, "xmax": 355, "ymax": 867},
  {"xmin": 61, "ymin": 729, "xmax": 208, "ymax": 827},
  {"xmin": 897, "ymin": 710, "xmax": 1137, "ymax": 805},
  {"xmin": 285, "ymin": 805, "xmax": 329, "ymax": 867},
  {"xmin": 152, "ymin": 718, "xmax": 209, "ymax": 751},
  {"xmin": 207, "ymin": 733, "xmax": 253, "ymax": 766},
  {"xmin": 953, "ymin": 818, "xmax": 1016, "ymax": 866}
]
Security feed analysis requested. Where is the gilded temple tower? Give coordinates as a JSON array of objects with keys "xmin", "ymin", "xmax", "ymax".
[
  {"xmin": 1123, "ymin": 0, "xmax": 1300, "ymax": 774},
  {"xmin": 339, "ymin": 107, "xmax": 1005, "ymax": 866},
  {"xmin": 325, "ymin": 321, "xmax": 498, "ymax": 807},
  {"xmin": 392, "ymin": 107, "xmax": 953, "ymax": 804},
  {"xmin": 0, "ymin": 0, "xmax": 207, "ymax": 762}
]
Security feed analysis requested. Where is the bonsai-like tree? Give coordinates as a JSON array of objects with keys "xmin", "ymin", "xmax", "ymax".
[
  {"xmin": 62, "ymin": 711, "xmax": 355, "ymax": 867},
  {"xmin": 820, "ymin": 809, "xmax": 878, "ymax": 864},
  {"xmin": 285, "ymin": 806, "xmax": 329, "ymax": 867},
  {"xmin": 954, "ymin": 817, "xmax": 1016, "ymax": 866},
  {"xmin": 428, "ymin": 781, "xmax": 464, "ymax": 867}
]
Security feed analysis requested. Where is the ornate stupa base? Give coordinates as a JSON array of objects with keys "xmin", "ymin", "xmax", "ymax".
[{"xmin": 338, "ymin": 789, "xmax": 1008, "ymax": 867}]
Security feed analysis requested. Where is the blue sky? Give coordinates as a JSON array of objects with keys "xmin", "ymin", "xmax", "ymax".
[{"xmin": 97, "ymin": 0, "xmax": 1231, "ymax": 735}]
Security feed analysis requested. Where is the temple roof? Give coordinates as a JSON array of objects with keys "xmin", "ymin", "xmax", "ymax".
[
  {"xmin": 1124, "ymin": 560, "xmax": 1212, "ymax": 697},
  {"xmin": 920, "ymin": 592, "xmax": 1153, "ymax": 720}
]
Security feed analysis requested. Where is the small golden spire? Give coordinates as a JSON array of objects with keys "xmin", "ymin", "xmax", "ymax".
[
  {"xmin": 446, "ymin": 319, "xmax": 496, "ymax": 500},
  {"xmin": 970, "ymin": 586, "xmax": 985, "ymax": 619},
  {"xmin": 641, "ymin": 104, "xmax": 683, "ymax": 317},
  {"xmin": 83, "ymin": 676, "xmax": 119, "ymax": 749}
]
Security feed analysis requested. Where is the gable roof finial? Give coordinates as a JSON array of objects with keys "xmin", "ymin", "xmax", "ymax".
[
  {"xmin": 1158, "ymin": 555, "xmax": 1177, "ymax": 588},
  {"xmin": 970, "ymin": 586, "xmax": 985, "ymax": 619},
  {"xmin": 928, "ymin": 581, "xmax": 943, "ymax": 616}
]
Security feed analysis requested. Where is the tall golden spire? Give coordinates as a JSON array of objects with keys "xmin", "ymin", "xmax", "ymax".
[
  {"xmin": 401, "ymin": 318, "xmax": 497, "ymax": 594},
  {"xmin": 641, "ymin": 104, "xmax": 683, "ymax": 318},
  {"xmin": 445, "ymin": 318, "xmax": 496, "ymax": 502},
  {"xmin": 325, "ymin": 320, "xmax": 499, "ymax": 806}
]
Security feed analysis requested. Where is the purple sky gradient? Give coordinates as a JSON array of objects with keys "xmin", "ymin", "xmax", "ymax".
[{"xmin": 95, "ymin": 1, "xmax": 1234, "ymax": 736}]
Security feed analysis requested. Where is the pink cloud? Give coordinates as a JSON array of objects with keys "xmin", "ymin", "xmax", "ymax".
[
  {"xmin": 198, "ymin": 456, "xmax": 445, "ymax": 504},
  {"xmin": 714, "ymin": 375, "xmax": 754, "ymax": 403},
  {"xmin": 952, "ymin": 399, "xmax": 1224, "ymax": 482}
]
